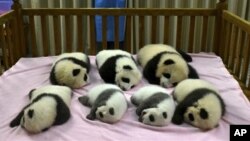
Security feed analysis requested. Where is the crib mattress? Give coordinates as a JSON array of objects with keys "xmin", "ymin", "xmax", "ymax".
[{"xmin": 0, "ymin": 53, "xmax": 250, "ymax": 141}]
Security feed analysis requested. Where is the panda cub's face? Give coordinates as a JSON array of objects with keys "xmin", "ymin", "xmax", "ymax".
[
  {"xmin": 139, "ymin": 108, "xmax": 168, "ymax": 126},
  {"xmin": 115, "ymin": 65, "xmax": 141, "ymax": 91},
  {"xmin": 184, "ymin": 103, "xmax": 213, "ymax": 130},
  {"xmin": 157, "ymin": 57, "xmax": 188, "ymax": 88},
  {"xmin": 56, "ymin": 60, "xmax": 89, "ymax": 88},
  {"xmin": 95, "ymin": 105, "xmax": 117, "ymax": 123}
]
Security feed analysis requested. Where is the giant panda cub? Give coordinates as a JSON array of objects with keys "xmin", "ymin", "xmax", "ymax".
[
  {"xmin": 96, "ymin": 49, "xmax": 142, "ymax": 91},
  {"xmin": 130, "ymin": 85, "xmax": 176, "ymax": 126},
  {"xmin": 50, "ymin": 52, "xmax": 91, "ymax": 88},
  {"xmin": 172, "ymin": 79, "xmax": 225, "ymax": 130},
  {"xmin": 10, "ymin": 85, "xmax": 72, "ymax": 133},
  {"xmin": 137, "ymin": 44, "xmax": 199, "ymax": 87},
  {"xmin": 78, "ymin": 84, "xmax": 128, "ymax": 123}
]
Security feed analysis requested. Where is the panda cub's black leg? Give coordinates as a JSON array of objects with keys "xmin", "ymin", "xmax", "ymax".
[
  {"xmin": 136, "ymin": 103, "xmax": 152, "ymax": 116},
  {"xmin": 188, "ymin": 64, "xmax": 199, "ymax": 79},
  {"xmin": 86, "ymin": 106, "xmax": 98, "ymax": 120},
  {"xmin": 78, "ymin": 96, "xmax": 91, "ymax": 107},
  {"xmin": 176, "ymin": 48, "xmax": 192, "ymax": 62}
]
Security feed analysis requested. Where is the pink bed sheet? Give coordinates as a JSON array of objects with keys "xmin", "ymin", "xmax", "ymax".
[{"xmin": 0, "ymin": 53, "xmax": 250, "ymax": 141}]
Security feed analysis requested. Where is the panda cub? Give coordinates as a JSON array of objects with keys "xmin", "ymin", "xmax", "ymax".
[
  {"xmin": 10, "ymin": 85, "xmax": 72, "ymax": 133},
  {"xmin": 96, "ymin": 49, "xmax": 142, "ymax": 91},
  {"xmin": 172, "ymin": 79, "xmax": 225, "ymax": 130},
  {"xmin": 137, "ymin": 44, "xmax": 199, "ymax": 87},
  {"xmin": 50, "ymin": 52, "xmax": 91, "ymax": 88},
  {"xmin": 130, "ymin": 85, "xmax": 176, "ymax": 126},
  {"xmin": 78, "ymin": 84, "xmax": 128, "ymax": 123}
]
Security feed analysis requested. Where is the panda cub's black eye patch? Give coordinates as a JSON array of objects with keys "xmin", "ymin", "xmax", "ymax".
[
  {"xmin": 99, "ymin": 112, "xmax": 104, "ymax": 118},
  {"xmin": 84, "ymin": 74, "xmax": 88, "ymax": 81},
  {"xmin": 121, "ymin": 77, "xmax": 130, "ymax": 83},
  {"xmin": 123, "ymin": 65, "xmax": 133, "ymax": 70},
  {"xmin": 109, "ymin": 108, "xmax": 114, "ymax": 115},
  {"xmin": 149, "ymin": 114, "xmax": 155, "ymax": 122},
  {"xmin": 163, "ymin": 73, "xmax": 171, "ymax": 79},
  {"xmin": 188, "ymin": 113, "xmax": 194, "ymax": 121},
  {"xmin": 73, "ymin": 69, "xmax": 81, "ymax": 76},
  {"xmin": 162, "ymin": 112, "xmax": 167, "ymax": 119},
  {"xmin": 28, "ymin": 109, "xmax": 34, "ymax": 118},
  {"xmin": 200, "ymin": 108, "xmax": 208, "ymax": 119},
  {"xmin": 164, "ymin": 59, "xmax": 175, "ymax": 65}
]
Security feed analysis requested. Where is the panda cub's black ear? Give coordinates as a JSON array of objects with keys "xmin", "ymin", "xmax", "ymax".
[
  {"xmin": 72, "ymin": 69, "xmax": 81, "ymax": 76},
  {"xmin": 28, "ymin": 89, "xmax": 36, "ymax": 99},
  {"xmin": 164, "ymin": 59, "xmax": 175, "ymax": 65}
]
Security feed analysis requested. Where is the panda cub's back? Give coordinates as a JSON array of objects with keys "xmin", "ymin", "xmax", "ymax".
[
  {"xmin": 87, "ymin": 84, "xmax": 121, "ymax": 105},
  {"xmin": 131, "ymin": 85, "xmax": 168, "ymax": 105},
  {"xmin": 137, "ymin": 44, "xmax": 178, "ymax": 67},
  {"xmin": 55, "ymin": 52, "xmax": 88, "ymax": 64},
  {"xmin": 96, "ymin": 50, "xmax": 132, "ymax": 68},
  {"xmin": 29, "ymin": 85, "xmax": 72, "ymax": 107},
  {"xmin": 174, "ymin": 79, "xmax": 218, "ymax": 103}
]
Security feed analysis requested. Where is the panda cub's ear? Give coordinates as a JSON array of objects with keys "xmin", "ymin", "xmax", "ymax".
[
  {"xmin": 72, "ymin": 69, "xmax": 81, "ymax": 76},
  {"xmin": 28, "ymin": 89, "xmax": 36, "ymax": 100},
  {"xmin": 164, "ymin": 59, "xmax": 175, "ymax": 65}
]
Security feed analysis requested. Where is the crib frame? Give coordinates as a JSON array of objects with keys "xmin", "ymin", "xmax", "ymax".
[{"xmin": 0, "ymin": 0, "xmax": 250, "ymax": 99}]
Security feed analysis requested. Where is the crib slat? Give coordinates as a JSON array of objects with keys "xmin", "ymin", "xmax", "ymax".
[
  {"xmin": 234, "ymin": 29, "xmax": 242, "ymax": 75},
  {"xmin": 114, "ymin": 16, "xmax": 119, "ymax": 49},
  {"xmin": 102, "ymin": 15, "xmax": 107, "ymax": 50},
  {"xmin": 164, "ymin": 16, "xmax": 169, "ymax": 44},
  {"xmin": 11, "ymin": 17, "xmax": 19, "ymax": 63},
  {"xmin": 241, "ymin": 34, "xmax": 250, "ymax": 83},
  {"xmin": 201, "ymin": 16, "xmax": 208, "ymax": 52},
  {"xmin": 0, "ymin": 25, "xmax": 9, "ymax": 69},
  {"xmin": 29, "ymin": 16, "xmax": 38, "ymax": 57},
  {"xmin": 224, "ymin": 22, "xmax": 232, "ymax": 65},
  {"xmin": 77, "ymin": 15, "xmax": 83, "ymax": 52},
  {"xmin": 188, "ymin": 16, "xmax": 195, "ymax": 53},
  {"xmin": 5, "ymin": 23, "xmax": 14, "ymax": 65},
  {"xmin": 228, "ymin": 25, "xmax": 236, "ymax": 68},
  {"xmin": 125, "ymin": 16, "xmax": 131, "ymax": 52},
  {"xmin": 53, "ymin": 15, "xmax": 61, "ymax": 55},
  {"xmin": 230, "ymin": 26, "xmax": 239, "ymax": 71},
  {"xmin": 139, "ymin": 16, "xmax": 145, "ymax": 48},
  {"xmin": 176, "ymin": 16, "xmax": 183, "ymax": 50},
  {"xmin": 41, "ymin": 16, "xmax": 49, "ymax": 56},
  {"xmin": 65, "ymin": 16, "xmax": 72, "ymax": 52},
  {"xmin": 151, "ymin": 16, "xmax": 157, "ymax": 43},
  {"xmin": 236, "ymin": 31, "xmax": 246, "ymax": 77},
  {"xmin": 219, "ymin": 19, "xmax": 227, "ymax": 60},
  {"xmin": 90, "ymin": 15, "xmax": 96, "ymax": 55}
]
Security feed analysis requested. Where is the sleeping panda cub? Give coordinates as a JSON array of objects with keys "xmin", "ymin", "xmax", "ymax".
[
  {"xmin": 50, "ymin": 52, "xmax": 91, "ymax": 88},
  {"xmin": 130, "ymin": 85, "xmax": 176, "ymax": 126},
  {"xmin": 172, "ymin": 79, "xmax": 225, "ymax": 130},
  {"xmin": 96, "ymin": 50, "xmax": 142, "ymax": 91},
  {"xmin": 78, "ymin": 84, "xmax": 128, "ymax": 123},
  {"xmin": 137, "ymin": 44, "xmax": 199, "ymax": 87},
  {"xmin": 10, "ymin": 85, "xmax": 72, "ymax": 133}
]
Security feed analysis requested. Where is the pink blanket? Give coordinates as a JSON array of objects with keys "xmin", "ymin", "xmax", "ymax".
[{"xmin": 0, "ymin": 53, "xmax": 250, "ymax": 141}]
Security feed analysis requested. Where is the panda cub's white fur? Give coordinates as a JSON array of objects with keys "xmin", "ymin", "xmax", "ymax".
[
  {"xmin": 172, "ymin": 79, "xmax": 225, "ymax": 130},
  {"xmin": 137, "ymin": 44, "xmax": 199, "ymax": 87},
  {"xmin": 96, "ymin": 50, "xmax": 142, "ymax": 91},
  {"xmin": 78, "ymin": 84, "xmax": 128, "ymax": 123},
  {"xmin": 50, "ymin": 52, "xmax": 90, "ymax": 88},
  {"xmin": 130, "ymin": 85, "xmax": 176, "ymax": 126},
  {"xmin": 10, "ymin": 85, "xmax": 72, "ymax": 133}
]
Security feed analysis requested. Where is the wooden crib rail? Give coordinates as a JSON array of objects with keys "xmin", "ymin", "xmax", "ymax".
[
  {"xmin": 221, "ymin": 10, "xmax": 250, "ymax": 96},
  {"xmin": 0, "ymin": 11, "xmax": 20, "ymax": 70},
  {"xmin": 20, "ymin": 8, "xmax": 219, "ymax": 56}
]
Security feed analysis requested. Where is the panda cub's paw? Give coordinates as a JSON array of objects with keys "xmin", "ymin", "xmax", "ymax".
[
  {"xmin": 130, "ymin": 97, "xmax": 139, "ymax": 106},
  {"xmin": 78, "ymin": 96, "xmax": 91, "ymax": 107}
]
